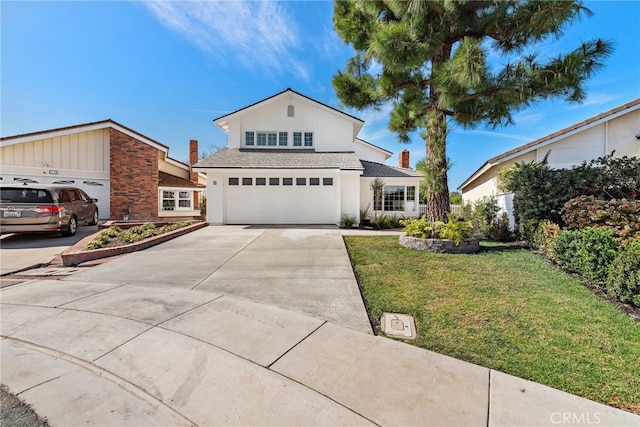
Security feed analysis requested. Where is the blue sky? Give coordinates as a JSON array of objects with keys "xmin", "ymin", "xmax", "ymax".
[{"xmin": 2, "ymin": 1, "xmax": 639, "ymax": 190}]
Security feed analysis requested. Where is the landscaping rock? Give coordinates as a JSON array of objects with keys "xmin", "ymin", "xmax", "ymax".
[{"xmin": 399, "ymin": 235, "xmax": 480, "ymax": 254}]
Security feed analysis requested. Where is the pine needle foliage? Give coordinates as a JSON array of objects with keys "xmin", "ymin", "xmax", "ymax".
[{"xmin": 332, "ymin": 0, "xmax": 612, "ymax": 221}]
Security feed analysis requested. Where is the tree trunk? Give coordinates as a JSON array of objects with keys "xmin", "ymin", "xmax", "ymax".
[{"xmin": 425, "ymin": 109, "xmax": 451, "ymax": 222}]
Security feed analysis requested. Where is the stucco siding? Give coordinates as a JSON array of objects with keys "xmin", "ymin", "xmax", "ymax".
[
  {"xmin": 607, "ymin": 110, "xmax": 640, "ymax": 157},
  {"xmin": 538, "ymin": 125, "xmax": 605, "ymax": 169},
  {"xmin": 354, "ymin": 141, "xmax": 389, "ymax": 163}
]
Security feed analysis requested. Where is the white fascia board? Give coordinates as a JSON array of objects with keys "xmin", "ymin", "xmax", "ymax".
[
  {"xmin": 0, "ymin": 122, "xmax": 112, "ymax": 147},
  {"xmin": 458, "ymin": 163, "xmax": 493, "ymax": 192},
  {"xmin": 354, "ymin": 138, "xmax": 393, "ymax": 160}
]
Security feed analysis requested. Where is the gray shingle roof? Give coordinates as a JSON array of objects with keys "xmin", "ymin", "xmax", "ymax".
[
  {"xmin": 194, "ymin": 148, "xmax": 364, "ymax": 170},
  {"xmin": 361, "ymin": 160, "xmax": 423, "ymax": 178}
]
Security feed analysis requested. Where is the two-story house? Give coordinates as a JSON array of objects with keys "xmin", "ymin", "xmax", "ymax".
[{"xmin": 195, "ymin": 89, "xmax": 422, "ymax": 225}]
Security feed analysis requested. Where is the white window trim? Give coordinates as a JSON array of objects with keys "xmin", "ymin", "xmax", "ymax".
[
  {"xmin": 243, "ymin": 130, "xmax": 314, "ymax": 149},
  {"xmin": 159, "ymin": 187, "xmax": 194, "ymax": 212}
]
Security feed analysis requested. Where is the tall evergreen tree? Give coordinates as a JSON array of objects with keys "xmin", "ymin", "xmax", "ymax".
[{"xmin": 332, "ymin": 0, "xmax": 612, "ymax": 221}]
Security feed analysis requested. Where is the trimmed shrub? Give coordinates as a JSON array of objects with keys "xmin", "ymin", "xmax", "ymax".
[
  {"xmin": 489, "ymin": 212, "xmax": 515, "ymax": 242},
  {"xmin": 606, "ymin": 241, "xmax": 640, "ymax": 307},
  {"xmin": 563, "ymin": 196, "xmax": 640, "ymax": 243},
  {"xmin": 553, "ymin": 228, "xmax": 620, "ymax": 287},
  {"xmin": 532, "ymin": 220, "xmax": 560, "ymax": 259}
]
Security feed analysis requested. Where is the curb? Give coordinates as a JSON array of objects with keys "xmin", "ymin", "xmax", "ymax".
[{"xmin": 61, "ymin": 222, "xmax": 208, "ymax": 266}]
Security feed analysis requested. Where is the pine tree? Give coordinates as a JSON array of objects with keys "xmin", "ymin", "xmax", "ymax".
[{"xmin": 332, "ymin": 0, "xmax": 612, "ymax": 221}]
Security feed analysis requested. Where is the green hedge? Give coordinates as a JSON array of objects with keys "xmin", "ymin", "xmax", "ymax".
[
  {"xmin": 552, "ymin": 228, "xmax": 619, "ymax": 287},
  {"xmin": 606, "ymin": 241, "xmax": 640, "ymax": 306}
]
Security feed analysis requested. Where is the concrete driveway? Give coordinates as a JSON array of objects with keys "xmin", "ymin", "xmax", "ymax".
[
  {"xmin": 2, "ymin": 225, "xmax": 639, "ymax": 426},
  {"xmin": 64, "ymin": 225, "xmax": 373, "ymax": 334},
  {"xmin": 0, "ymin": 225, "xmax": 100, "ymax": 276}
]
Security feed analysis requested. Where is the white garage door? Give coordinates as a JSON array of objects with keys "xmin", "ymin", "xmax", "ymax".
[{"xmin": 225, "ymin": 176, "xmax": 337, "ymax": 224}]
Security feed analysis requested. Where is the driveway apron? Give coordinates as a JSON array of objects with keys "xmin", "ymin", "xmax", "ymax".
[{"xmin": 64, "ymin": 225, "xmax": 373, "ymax": 334}]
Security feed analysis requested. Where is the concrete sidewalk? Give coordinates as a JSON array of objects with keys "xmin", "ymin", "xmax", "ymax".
[{"xmin": 1, "ymin": 280, "xmax": 638, "ymax": 426}]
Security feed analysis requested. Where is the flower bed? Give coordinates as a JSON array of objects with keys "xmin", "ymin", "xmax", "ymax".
[{"xmin": 61, "ymin": 221, "xmax": 207, "ymax": 266}]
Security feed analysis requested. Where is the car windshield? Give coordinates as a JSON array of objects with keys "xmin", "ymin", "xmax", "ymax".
[{"xmin": 0, "ymin": 188, "xmax": 54, "ymax": 203}]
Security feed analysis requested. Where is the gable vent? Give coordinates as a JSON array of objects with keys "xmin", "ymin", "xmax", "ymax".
[{"xmin": 287, "ymin": 105, "xmax": 294, "ymax": 117}]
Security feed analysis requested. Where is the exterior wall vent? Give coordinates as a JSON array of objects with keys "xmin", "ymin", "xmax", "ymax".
[{"xmin": 287, "ymin": 105, "xmax": 294, "ymax": 117}]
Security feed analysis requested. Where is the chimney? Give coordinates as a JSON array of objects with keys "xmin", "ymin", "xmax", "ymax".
[
  {"xmin": 189, "ymin": 139, "xmax": 198, "ymax": 182},
  {"xmin": 399, "ymin": 149, "xmax": 410, "ymax": 169}
]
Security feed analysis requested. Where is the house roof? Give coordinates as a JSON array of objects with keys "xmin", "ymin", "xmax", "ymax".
[
  {"xmin": 0, "ymin": 119, "xmax": 191, "ymax": 173},
  {"xmin": 1, "ymin": 119, "xmax": 169, "ymax": 150},
  {"xmin": 213, "ymin": 88, "xmax": 364, "ymax": 127},
  {"xmin": 360, "ymin": 160, "xmax": 423, "ymax": 178},
  {"xmin": 458, "ymin": 98, "xmax": 640, "ymax": 191},
  {"xmin": 158, "ymin": 171, "xmax": 205, "ymax": 189},
  {"xmin": 194, "ymin": 148, "xmax": 364, "ymax": 171}
]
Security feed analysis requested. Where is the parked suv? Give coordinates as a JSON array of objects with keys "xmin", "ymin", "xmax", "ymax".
[{"xmin": 0, "ymin": 184, "xmax": 99, "ymax": 236}]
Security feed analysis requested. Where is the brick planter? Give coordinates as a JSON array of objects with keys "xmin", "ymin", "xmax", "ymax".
[
  {"xmin": 61, "ymin": 222, "xmax": 208, "ymax": 266},
  {"xmin": 399, "ymin": 235, "xmax": 480, "ymax": 254}
]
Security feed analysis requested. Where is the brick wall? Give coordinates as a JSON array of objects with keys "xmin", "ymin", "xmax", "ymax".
[{"xmin": 110, "ymin": 128, "xmax": 159, "ymax": 220}]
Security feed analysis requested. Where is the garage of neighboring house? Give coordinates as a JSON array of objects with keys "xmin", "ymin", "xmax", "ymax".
[{"xmin": 0, "ymin": 120, "xmax": 205, "ymax": 221}]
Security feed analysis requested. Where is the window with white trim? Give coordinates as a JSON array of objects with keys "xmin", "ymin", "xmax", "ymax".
[
  {"xmin": 379, "ymin": 185, "xmax": 417, "ymax": 212},
  {"xmin": 278, "ymin": 132, "xmax": 288, "ymax": 146},
  {"xmin": 161, "ymin": 190, "xmax": 193, "ymax": 211},
  {"xmin": 257, "ymin": 132, "xmax": 267, "ymax": 146},
  {"xmin": 293, "ymin": 132, "xmax": 302, "ymax": 147},
  {"xmin": 304, "ymin": 132, "xmax": 313, "ymax": 147}
]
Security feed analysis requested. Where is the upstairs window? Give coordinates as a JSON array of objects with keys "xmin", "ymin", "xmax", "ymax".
[
  {"xmin": 267, "ymin": 132, "xmax": 277, "ymax": 146},
  {"xmin": 304, "ymin": 132, "xmax": 313, "ymax": 147},
  {"xmin": 245, "ymin": 132, "xmax": 255, "ymax": 146},
  {"xmin": 256, "ymin": 132, "xmax": 267, "ymax": 146},
  {"xmin": 278, "ymin": 132, "xmax": 288, "ymax": 146},
  {"xmin": 293, "ymin": 132, "xmax": 302, "ymax": 147}
]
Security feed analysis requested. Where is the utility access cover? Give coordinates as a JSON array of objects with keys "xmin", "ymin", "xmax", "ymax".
[{"xmin": 381, "ymin": 312, "xmax": 416, "ymax": 340}]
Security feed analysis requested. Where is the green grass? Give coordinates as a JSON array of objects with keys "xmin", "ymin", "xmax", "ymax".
[{"xmin": 345, "ymin": 236, "xmax": 640, "ymax": 414}]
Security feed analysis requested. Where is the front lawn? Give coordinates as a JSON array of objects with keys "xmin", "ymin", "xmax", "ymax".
[{"xmin": 345, "ymin": 236, "xmax": 640, "ymax": 414}]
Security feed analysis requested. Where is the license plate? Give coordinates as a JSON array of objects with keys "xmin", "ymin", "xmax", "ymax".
[{"xmin": 3, "ymin": 211, "xmax": 21, "ymax": 218}]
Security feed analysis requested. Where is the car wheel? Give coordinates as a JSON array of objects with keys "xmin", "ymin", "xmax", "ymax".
[
  {"xmin": 62, "ymin": 216, "xmax": 77, "ymax": 237},
  {"xmin": 89, "ymin": 210, "xmax": 99, "ymax": 226}
]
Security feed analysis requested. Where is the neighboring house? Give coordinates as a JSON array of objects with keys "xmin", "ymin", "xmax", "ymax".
[
  {"xmin": 458, "ymin": 98, "xmax": 640, "ymax": 228},
  {"xmin": 0, "ymin": 120, "xmax": 205, "ymax": 221},
  {"xmin": 194, "ymin": 89, "xmax": 422, "ymax": 225}
]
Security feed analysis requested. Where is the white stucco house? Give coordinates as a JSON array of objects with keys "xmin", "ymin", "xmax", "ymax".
[
  {"xmin": 194, "ymin": 89, "xmax": 422, "ymax": 225},
  {"xmin": 458, "ymin": 98, "xmax": 640, "ymax": 228}
]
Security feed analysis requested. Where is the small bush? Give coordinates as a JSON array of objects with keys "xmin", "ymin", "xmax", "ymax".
[
  {"xmin": 553, "ymin": 228, "xmax": 620, "ymax": 287},
  {"xmin": 489, "ymin": 212, "xmax": 515, "ymax": 242},
  {"xmin": 606, "ymin": 241, "xmax": 640, "ymax": 307},
  {"xmin": 401, "ymin": 216, "xmax": 433, "ymax": 239},
  {"xmin": 339, "ymin": 214, "xmax": 357, "ymax": 229},
  {"xmin": 563, "ymin": 196, "xmax": 640, "ymax": 243},
  {"xmin": 532, "ymin": 220, "xmax": 560, "ymax": 259},
  {"xmin": 435, "ymin": 215, "xmax": 474, "ymax": 245},
  {"xmin": 402, "ymin": 215, "xmax": 473, "ymax": 245},
  {"xmin": 372, "ymin": 213, "xmax": 392, "ymax": 229}
]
